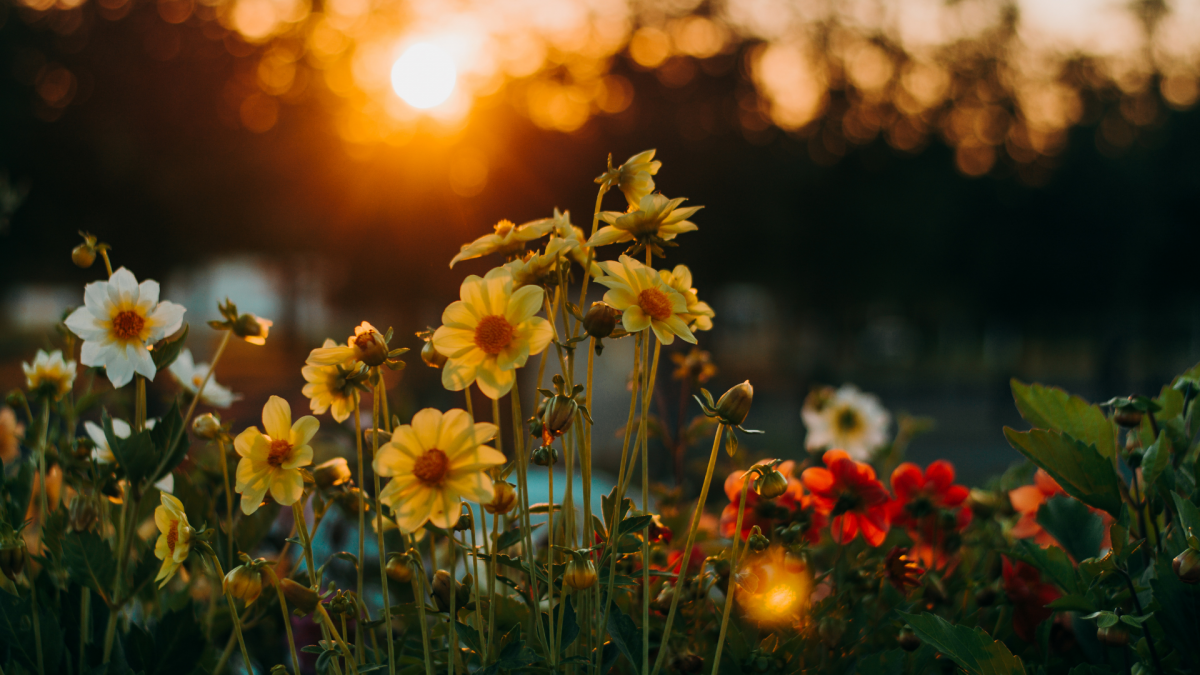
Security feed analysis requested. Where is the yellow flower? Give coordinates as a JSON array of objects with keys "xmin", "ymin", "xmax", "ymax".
[
  {"xmin": 153, "ymin": 493, "xmax": 193, "ymax": 587},
  {"xmin": 431, "ymin": 268, "xmax": 554, "ymax": 399},
  {"xmin": 595, "ymin": 149, "xmax": 662, "ymax": 207},
  {"xmin": 450, "ymin": 217, "xmax": 557, "ymax": 268},
  {"xmin": 587, "ymin": 193, "xmax": 702, "ymax": 249},
  {"xmin": 302, "ymin": 339, "xmax": 357, "ymax": 423},
  {"xmin": 306, "ymin": 321, "xmax": 385, "ymax": 367},
  {"xmin": 233, "ymin": 396, "xmax": 318, "ymax": 514},
  {"xmin": 658, "ymin": 265, "xmax": 714, "ymax": 331},
  {"xmin": 374, "ymin": 408, "xmax": 504, "ymax": 531},
  {"xmin": 23, "ymin": 349, "xmax": 77, "ymax": 400},
  {"xmin": 594, "ymin": 255, "xmax": 696, "ymax": 345}
]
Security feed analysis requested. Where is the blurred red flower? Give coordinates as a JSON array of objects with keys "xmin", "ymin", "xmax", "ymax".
[
  {"xmin": 889, "ymin": 461, "xmax": 972, "ymax": 569},
  {"xmin": 720, "ymin": 460, "xmax": 824, "ymax": 544},
  {"xmin": 801, "ymin": 449, "xmax": 891, "ymax": 546},
  {"xmin": 1002, "ymin": 556, "xmax": 1061, "ymax": 642},
  {"xmin": 1009, "ymin": 469, "xmax": 1111, "ymax": 554}
]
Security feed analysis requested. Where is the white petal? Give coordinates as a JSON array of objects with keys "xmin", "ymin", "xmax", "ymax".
[
  {"xmin": 127, "ymin": 343, "xmax": 157, "ymax": 380},
  {"xmin": 107, "ymin": 268, "xmax": 140, "ymax": 308}
]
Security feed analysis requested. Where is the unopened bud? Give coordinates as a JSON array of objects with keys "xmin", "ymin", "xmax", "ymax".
[
  {"xmin": 1174, "ymin": 548, "xmax": 1200, "ymax": 584},
  {"xmin": 5, "ymin": 390, "xmax": 26, "ymax": 410},
  {"xmin": 354, "ymin": 329, "xmax": 389, "ymax": 367},
  {"xmin": 531, "ymin": 445, "xmax": 558, "ymax": 467},
  {"xmin": 1097, "ymin": 626, "xmax": 1129, "ymax": 646},
  {"xmin": 431, "ymin": 569, "xmax": 457, "ymax": 612},
  {"xmin": 233, "ymin": 314, "xmax": 270, "ymax": 343},
  {"xmin": 270, "ymin": 665, "xmax": 289, "ymax": 675},
  {"xmin": 747, "ymin": 527, "xmax": 769, "ymax": 553},
  {"xmin": 1115, "ymin": 410, "xmax": 1143, "ymax": 428},
  {"xmin": 192, "ymin": 413, "xmax": 222, "ymax": 440},
  {"xmin": 279, "ymin": 578, "xmax": 319, "ymax": 613},
  {"xmin": 223, "ymin": 565, "xmax": 265, "ymax": 605},
  {"xmin": 716, "ymin": 381, "xmax": 754, "ymax": 427},
  {"xmin": 314, "ymin": 458, "xmax": 352, "ymax": 491},
  {"xmin": 898, "ymin": 629, "xmax": 921, "ymax": 652},
  {"xmin": 69, "ymin": 497, "xmax": 97, "ymax": 532},
  {"xmin": 338, "ymin": 487, "xmax": 370, "ymax": 516},
  {"xmin": 72, "ymin": 243, "xmax": 97, "ymax": 268},
  {"xmin": 563, "ymin": 559, "xmax": 598, "ymax": 590},
  {"xmin": 454, "ymin": 509, "xmax": 474, "ymax": 532},
  {"xmin": 0, "ymin": 538, "xmax": 26, "ymax": 582},
  {"xmin": 754, "ymin": 469, "xmax": 789, "ymax": 499},
  {"xmin": 541, "ymin": 396, "xmax": 577, "ymax": 441},
  {"xmin": 484, "ymin": 482, "xmax": 517, "ymax": 515},
  {"xmin": 386, "ymin": 554, "xmax": 414, "ymax": 583},
  {"xmin": 582, "ymin": 302, "xmax": 619, "ymax": 339},
  {"xmin": 421, "ymin": 340, "xmax": 447, "ymax": 369}
]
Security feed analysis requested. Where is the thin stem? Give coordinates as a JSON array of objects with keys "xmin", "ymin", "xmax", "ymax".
[
  {"xmin": 210, "ymin": 553, "xmax": 255, "ymax": 675},
  {"xmin": 213, "ymin": 631, "xmax": 237, "ymax": 675},
  {"xmin": 78, "ymin": 587, "xmax": 90, "ymax": 675},
  {"xmin": 510, "ymin": 380, "xmax": 551, "ymax": 655},
  {"xmin": 465, "ymin": 505, "xmax": 486, "ymax": 662},
  {"xmin": 547, "ymin": 460, "xmax": 558, "ymax": 665},
  {"xmin": 28, "ymin": 574, "xmax": 44, "ymax": 675},
  {"xmin": 649, "ymin": 424, "xmax": 726, "ymax": 675},
  {"xmin": 353, "ymin": 392, "xmax": 367, "ymax": 665},
  {"xmin": 36, "ymin": 401, "xmax": 50, "ymax": 530},
  {"xmin": 264, "ymin": 567, "xmax": 300, "ymax": 675},
  {"xmin": 443, "ymin": 493, "xmax": 458, "ymax": 675},
  {"xmin": 572, "ymin": 182, "xmax": 610, "ymax": 338},
  {"xmin": 371, "ymin": 375, "xmax": 397, "ymax": 675},
  {"xmin": 488, "ymin": 510, "xmax": 500, "ymax": 655},
  {"xmin": 638, "ymin": 338, "xmax": 660, "ymax": 675},
  {"xmin": 317, "ymin": 603, "xmax": 359, "ymax": 675},
  {"xmin": 135, "ymin": 375, "xmax": 146, "ymax": 432},
  {"xmin": 1119, "ymin": 568, "xmax": 1165, "ymax": 675},
  {"xmin": 582, "ymin": 338, "xmax": 596, "ymax": 662},
  {"xmin": 293, "ymin": 502, "xmax": 318, "ymax": 586},
  {"xmin": 713, "ymin": 473, "xmax": 752, "ymax": 674},
  {"xmin": 169, "ymin": 330, "xmax": 232, "ymax": 464},
  {"xmin": 408, "ymin": 533, "xmax": 436, "ymax": 675},
  {"xmin": 218, "ymin": 437, "xmax": 235, "ymax": 571}
]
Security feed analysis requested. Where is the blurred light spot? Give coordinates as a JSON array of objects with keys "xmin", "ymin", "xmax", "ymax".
[
  {"xmin": 36, "ymin": 65, "xmax": 75, "ymax": 108},
  {"xmin": 157, "ymin": 0, "xmax": 192, "ymax": 24},
  {"xmin": 240, "ymin": 92, "xmax": 279, "ymax": 132},
  {"xmin": 5, "ymin": 285, "xmax": 78, "ymax": 330},
  {"xmin": 629, "ymin": 27, "xmax": 669, "ymax": 69},
  {"xmin": 955, "ymin": 144, "xmax": 996, "ymax": 177},
  {"xmin": 753, "ymin": 40, "xmax": 825, "ymax": 130},
  {"xmin": 448, "ymin": 147, "xmax": 489, "ymax": 197},
  {"xmin": 391, "ymin": 42, "xmax": 457, "ymax": 109},
  {"xmin": 597, "ymin": 74, "xmax": 633, "ymax": 113},
  {"xmin": 672, "ymin": 16, "xmax": 725, "ymax": 58},
  {"xmin": 1161, "ymin": 74, "xmax": 1199, "ymax": 109}
]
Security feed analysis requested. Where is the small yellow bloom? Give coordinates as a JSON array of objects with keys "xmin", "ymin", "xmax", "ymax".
[
  {"xmin": 374, "ymin": 408, "xmax": 504, "ymax": 531},
  {"xmin": 594, "ymin": 255, "xmax": 696, "ymax": 345},
  {"xmin": 234, "ymin": 396, "xmax": 318, "ymax": 514},
  {"xmin": 302, "ymin": 339, "xmax": 357, "ymax": 423},
  {"xmin": 153, "ymin": 493, "xmax": 193, "ymax": 588},
  {"xmin": 595, "ymin": 149, "xmax": 662, "ymax": 207},
  {"xmin": 450, "ymin": 217, "xmax": 557, "ymax": 268},
  {"xmin": 431, "ymin": 268, "xmax": 554, "ymax": 399},
  {"xmin": 587, "ymin": 193, "xmax": 702, "ymax": 249},
  {"xmin": 658, "ymin": 265, "xmax": 714, "ymax": 331},
  {"xmin": 306, "ymin": 321, "xmax": 383, "ymax": 367},
  {"xmin": 23, "ymin": 349, "xmax": 77, "ymax": 400}
]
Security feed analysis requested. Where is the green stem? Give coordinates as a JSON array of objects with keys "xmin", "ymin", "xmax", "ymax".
[
  {"xmin": 264, "ymin": 567, "xmax": 300, "ymax": 675},
  {"xmin": 213, "ymin": 631, "xmax": 237, "ymax": 675},
  {"xmin": 353, "ymin": 392, "xmax": 366, "ymax": 665},
  {"xmin": 638, "ymin": 338, "xmax": 659, "ymax": 675},
  {"xmin": 712, "ymin": 472, "xmax": 751, "ymax": 674},
  {"xmin": 28, "ymin": 573, "xmax": 44, "ymax": 675},
  {"xmin": 409, "ymin": 534, "xmax": 436, "ymax": 675},
  {"xmin": 317, "ymin": 603, "xmax": 359, "ymax": 675},
  {"xmin": 372, "ymin": 375, "xmax": 397, "ymax": 675},
  {"xmin": 509, "ymin": 379, "xmax": 551, "ymax": 655},
  {"xmin": 292, "ymin": 502, "xmax": 318, "ymax": 586},
  {"xmin": 547, "ymin": 457, "xmax": 558, "ymax": 666},
  {"xmin": 218, "ymin": 437, "xmax": 235, "ymax": 571},
  {"xmin": 78, "ymin": 587, "xmax": 90, "ymax": 675},
  {"xmin": 164, "ymin": 330, "xmax": 232, "ymax": 473},
  {"xmin": 210, "ymin": 553, "xmax": 255, "ymax": 675},
  {"xmin": 443, "ymin": 494, "xmax": 458, "ymax": 675}
]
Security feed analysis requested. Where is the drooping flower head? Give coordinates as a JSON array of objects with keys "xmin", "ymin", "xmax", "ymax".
[
  {"xmin": 153, "ymin": 492, "xmax": 193, "ymax": 587},
  {"xmin": 23, "ymin": 349, "xmax": 77, "ymax": 400},
  {"xmin": 801, "ymin": 449, "xmax": 891, "ymax": 546},
  {"xmin": 168, "ymin": 349, "xmax": 240, "ymax": 408},
  {"xmin": 306, "ymin": 321, "xmax": 388, "ymax": 367},
  {"xmin": 374, "ymin": 408, "xmax": 504, "ymax": 532},
  {"xmin": 594, "ymin": 255, "xmax": 696, "ymax": 346},
  {"xmin": 801, "ymin": 384, "xmax": 891, "ymax": 461},
  {"xmin": 658, "ymin": 264, "xmax": 714, "ymax": 332},
  {"xmin": 64, "ymin": 267, "xmax": 187, "ymax": 388},
  {"xmin": 596, "ymin": 149, "xmax": 662, "ymax": 207},
  {"xmin": 450, "ymin": 216, "xmax": 558, "ymax": 268},
  {"xmin": 233, "ymin": 396, "xmax": 318, "ymax": 514},
  {"xmin": 431, "ymin": 267, "xmax": 554, "ymax": 399},
  {"xmin": 1002, "ymin": 556, "xmax": 1062, "ymax": 642},
  {"xmin": 302, "ymin": 338, "xmax": 366, "ymax": 423},
  {"xmin": 588, "ymin": 193, "xmax": 702, "ymax": 253},
  {"xmin": 84, "ymin": 418, "xmax": 174, "ymax": 493},
  {"xmin": 889, "ymin": 461, "xmax": 972, "ymax": 569}
]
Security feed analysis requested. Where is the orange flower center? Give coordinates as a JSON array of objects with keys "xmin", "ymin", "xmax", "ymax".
[
  {"xmin": 268, "ymin": 439, "xmax": 292, "ymax": 468},
  {"xmin": 166, "ymin": 520, "xmax": 179, "ymax": 553},
  {"xmin": 474, "ymin": 315, "xmax": 514, "ymax": 355},
  {"xmin": 354, "ymin": 331, "xmax": 375, "ymax": 349},
  {"xmin": 112, "ymin": 310, "xmax": 145, "ymax": 340},
  {"xmin": 637, "ymin": 288, "xmax": 673, "ymax": 321},
  {"xmin": 494, "ymin": 219, "xmax": 515, "ymax": 236},
  {"xmin": 413, "ymin": 448, "xmax": 449, "ymax": 486}
]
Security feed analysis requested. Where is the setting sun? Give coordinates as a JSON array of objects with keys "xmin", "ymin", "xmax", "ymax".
[{"xmin": 390, "ymin": 42, "xmax": 457, "ymax": 110}]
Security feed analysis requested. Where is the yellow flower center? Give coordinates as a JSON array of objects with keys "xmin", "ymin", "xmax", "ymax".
[
  {"xmin": 494, "ymin": 219, "xmax": 515, "ymax": 236},
  {"xmin": 166, "ymin": 520, "xmax": 179, "ymax": 553},
  {"xmin": 112, "ymin": 310, "xmax": 145, "ymax": 340},
  {"xmin": 474, "ymin": 315, "xmax": 514, "ymax": 355},
  {"xmin": 637, "ymin": 288, "xmax": 673, "ymax": 321},
  {"xmin": 268, "ymin": 439, "xmax": 293, "ymax": 468},
  {"xmin": 835, "ymin": 407, "xmax": 861, "ymax": 434},
  {"xmin": 354, "ymin": 331, "xmax": 376, "ymax": 349},
  {"xmin": 192, "ymin": 375, "xmax": 204, "ymax": 388},
  {"xmin": 412, "ymin": 448, "xmax": 449, "ymax": 486}
]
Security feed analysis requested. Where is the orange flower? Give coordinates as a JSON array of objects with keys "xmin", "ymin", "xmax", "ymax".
[
  {"xmin": 801, "ymin": 450, "xmax": 891, "ymax": 546},
  {"xmin": 1009, "ymin": 469, "xmax": 1111, "ymax": 552},
  {"xmin": 720, "ymin": 460, "xmax": 825, "ymax": 545}
]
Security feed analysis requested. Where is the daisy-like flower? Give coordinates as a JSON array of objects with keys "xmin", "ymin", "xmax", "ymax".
[
  {"xmin": 801, "ymin": 449, "xmax": 891, "ymax": 547},
  {"xmin": 431, "ymin": 267, "xmax": 554, "ymax": 400},
  {"xmin": 23, "ymin": 349, "xmax": 77, "ymax": 400},
  {"xmin": 301, "ymin": 339, "xmax": 359, "ymax": 423},
  {"xmin": 64, "ymin": 267, "xmax": 187, "ymax": 389},
  {"xmin": 84, "ymin": 418, "xmax": 174, "ymax": 492},
  {"xmin": 449, "ymin": 216, "xmax": 558, "ymax": 268},
  {"xmin": 658, "ymin": 265, "xmax": 714, "ymax": 331},
  {"xmin": 594, "ymin": 255, "xmax": 696, "ymax": 345},
  {"xmin": 801, "ymin": 384, "xmax": 891, "ymax": 461},
  {"xmin": 168, "ymin": 349, "xmax": 240, "ymax": 408},
  {"xmin": 587, "ymin": 193, "xmax": 702, "ymax": 250},
  {"xmin": 306, "ymin": 321, "xmax": 387, "ymax": 367},
  {"xmin": 233, "ymin": 396, "xmax": 318, "ymax": 514},
  {"xmin": 153, "ymin": 492, "xmax": 194, "ymax": 587},
  {"xmin": 374, "ymin": 408, "xmax": 504, "ymax": 531},
  {"xmin": 595, "ymin": 149, "xmax": 662, "ymax": 207},
  {"xmin": 549, "ymin": 209, "xmax": 604, "ymax": 278}
]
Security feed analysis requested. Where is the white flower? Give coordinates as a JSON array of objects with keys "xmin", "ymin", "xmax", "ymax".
[
  {"xmin": 84, "ymin": 418, "xmax": 175, "ymax": 492},
  {"xmin": 64, "ymin": 267, "xmax": 186, "ymax": 389},
  {"xmin": 801, "ymin": 385, "xmax": 891, "ymax": 461},
  {"xmin": 168, "ymin": 349, "xmax": 240, "ymax": 408},
  {"xmin": 23, "ymin": 349, "xmax": 77, "ymax": 400}
]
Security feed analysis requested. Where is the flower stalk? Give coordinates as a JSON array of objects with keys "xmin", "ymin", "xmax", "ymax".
[{"xmin": 712, "ymin": 471, "xmax": 752, "ymax": 673}]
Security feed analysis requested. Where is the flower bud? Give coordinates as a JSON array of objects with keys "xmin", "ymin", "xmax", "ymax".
[
  {"xmin": 454, "ymin": 509, "xmax": 474, "ymax": 532},
  {"xmin": 314, "ymin": 458, "xmax": 352, "ymax": 491},
  {"xmin": 898, "ymin": 629, "xmax": 921, "ymax": 652},
  {"xmin": 69, "ymin": 496, "xmax": 97, "ymax": 532},
  {"xmin": 279, "ymin": 578, "xmax": 319, "ymax": 614},
  {"xmin": 354, "ymin": 328, "xmax": 389, "ymax": 367},
  {"xmin": 1096, "ymin": 626, "xmax": 1129, "ymax": 646},
  {"xmin": 431, "ymin": 569, "xmax": 456, "ymax": 611},
  {"xmin": 338, "ymin": 487, "xmax": 370, "ymax": 516},
  {"xmin": 747, "ymin": 528, "xmax": 769, "ymax": 553},
  {"xmin": 484, "ymin": 482, "xmax": 517, "ymax": 515},
  {"xmin": 386, "ymin": 554, "xmax": 414, "ymax": 583},
  {"xmin": 421, "ymin": 340, "xmax": 447, "ymax": 369},
  {"xmin": 531, "ymin": 445, "xmax": 558, "ymax": 467},
  {"xmin": 1115, "ymin": 410, "xmax": 1143, "ymax": 428},
  {"xmin": 754, "ymin": 469, "xmax": 789, "ymax": 500},
  {"xmin": 271, "ymin": 665, "xmax": 290, "ymax": 675},
  {"xmin": 671, "ymin": 654, "xmax": 703, "ymax": 673},
  {"xmin": 5, "ymin": 390, "xmax": 26, "ymax": 410},
  {"xmin": 563, "ymin": 559, "xmax": 598, "ymax": 590},
  {"xmin": 541, "ymin": 396, "xmax": 577, "ymax": 441},
  {"xmin": 233, "ymin": 314, "xmax": 270, "ymax": 343},
  {"xmin": 583, "ymin": 302, "xmax": 619, "ymax": 339},
  {"xmin": 223, "ymin": 565, "xmax": 264, "ymax": 605},
  {"xmin": 72, "ymin": 243, "xmax": 96, "ymax": 268},
  {"xmin": 1174, "ymin": 548, "xmax": 1200, "ymax": 584},
  {"xmin": 192, "ymin": 413, "xmax": 222, "ymax": 440},
  {"xmin": 716, "ymin": 381, "xmax": 754, "ymax": 427},
  {"xmin": 0, "ymin": 538, "xmax": 26, "ymax": 582}
]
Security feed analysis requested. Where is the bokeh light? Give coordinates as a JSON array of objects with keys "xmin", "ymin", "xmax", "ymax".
[
  {"xmin": 737, "ymin": 547, "xmax": 811, "ymax": 625},
  {"xmin": 391, "ymin": 42, "xmax": 458, "ymax": 109}
]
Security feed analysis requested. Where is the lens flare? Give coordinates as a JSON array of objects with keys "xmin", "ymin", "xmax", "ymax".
[
  {"xmin": 737, "ymin": 546, "xmax": 811, "ymax": 624},
  {"xmin": 391, "ymin": 42, "xmax": 457, "ymax": 109}
]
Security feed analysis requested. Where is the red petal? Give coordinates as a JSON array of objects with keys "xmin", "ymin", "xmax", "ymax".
[
  {"xmin": 926, "ymin": 460, "xmax": 956, "ymax": 493},
  {"xmin": 942, "ymin": 485, "xmax": 969, "ymax": 508},
  {"xmin": 801, "ymin": 467, "xmax": 835, "ymax": 497},
  {"xmin": 890, "ymin": 462, "xmax": 924, "ymax": 501}
]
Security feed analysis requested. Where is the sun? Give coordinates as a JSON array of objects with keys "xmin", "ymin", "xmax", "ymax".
[{"xmin": 391, "ymin": 42, "xmax": 457, "ymax": 110}]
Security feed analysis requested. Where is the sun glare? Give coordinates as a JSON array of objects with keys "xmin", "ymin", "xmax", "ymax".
[{"xmin": 391, "ymin": 42, "xmax": 457, "ymax": 110}]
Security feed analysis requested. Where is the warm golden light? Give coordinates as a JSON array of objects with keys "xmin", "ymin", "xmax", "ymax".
[
  {"xmin": 391, "ymin": 42, "xmax": 457, "ymax": 109},
  {"xmin": 738, "ymin": 547, "xmax": 811, "ymax": 624}
]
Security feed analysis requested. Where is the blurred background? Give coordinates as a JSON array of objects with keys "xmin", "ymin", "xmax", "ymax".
[{"xmin": 2, "ymin": 0, "xmax": 1199, "ymax": 486}]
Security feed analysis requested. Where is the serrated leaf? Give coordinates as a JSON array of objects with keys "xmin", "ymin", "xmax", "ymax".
[
  {"xmin": 1036, "ymin": 496, "xmax": 1104, "ymax": 562},
  {"xmin": 1141, "ymin": 433, "xmax": 1171, "ymax": 487},
  {"xmin": 1150, "ymin": 554, "xmax": 1200, "ymax": 669},
  {"xmin": 103, "ymin": 410, "xmax": 158, "ymax": 486},
  {"xmin": 606, "ymin": 602, "xmax": 642, "ymax": 674},
  {"xmin": 1003, "ymin": 427, "xmax": 1122, "ymax": 516},
  {"xmin": 1011, "ymin": 380, "xmax": 1117, "ymax": 459},
  {"xmin": 1171, "ymin": 492, "xmax": 1200, "ymax": 542},
  {"xmin": 0, "ymin": 590, "xmax": 65, "ymax": 675},
  {"xmin": 455, "ymin": 621, "xmax": 483, "ymax": 654},
  {"xmin": 62, "ymin": 530, "xmax": 117, "ymax": 597},
  {"xmin": 900, "ymin": 612, "xmax": 1025, "ymax": 675}
]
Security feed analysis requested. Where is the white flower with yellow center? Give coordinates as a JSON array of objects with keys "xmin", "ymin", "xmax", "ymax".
[
  {"xmin": 374, "ymin": 408, "xmax": 504, "ymax": 531},
  {"xmin": 305, "ymin": 321, "xmax": 383, "ymax": 366},
  {"xmin": 153, "ymin": 492, "xmax": 193, "ymax": 587},
  {"xmin": 658, "ymin": 264, "xmax": 714, "ymax": 332},
  {"xmin": 168, "ymin": 349, "xmax": 240, "ymax": 408},
  {"xmin": 233, "ymin": 396, "xmax": 318, "ymax": 514},
  {"xmin": 64, "ymin": 267, "xmax": 186, "ymax": 389},
  {"xmin": 801, "ymin": 384, "xmax": 891, "ymax": 461},
  {"xmin": 588, "ymin": 193, "xmax": 702, "ymax": 249},
  {"xmin": 595, "ymin": 255, "xmax": 697, "ymax": 346},
  {"xmin": 84, "ymin": 418, "xmax": 174, "ymax": 492},
  {"xmin": 450, "ymin": 217, "xmax": 558, "ymax": 268},
  {"xmin": 23, "ymin": 349, "xmax": 77, "ymax": 400},
  {"xmin": 431, "ymin": 268, "xmax": 554, "ymax": 400},
  {"xmin": 302, "ymin": 339, "xmax": 357, "ymax": 423}
]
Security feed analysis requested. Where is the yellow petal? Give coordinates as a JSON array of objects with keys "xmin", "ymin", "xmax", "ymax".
[{"xmin": 262, "ymin": 396, "xmax": 292, "ymax": 440}]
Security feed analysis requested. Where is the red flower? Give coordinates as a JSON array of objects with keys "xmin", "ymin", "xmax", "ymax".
[
  {"xmin": 801, "ymin": 449, "xmax": 891, "ymax": 546},
  {"xmin": 1002, "ymin": 556, "xmax": 1062, "ymax": 642},
  {"xmin": 1009, "ymin": 469, "xmax": 1112, "ymax": 554},
  {"xmin": 660, "ymin": 545, "xmax": 707, "ymax": 585},
  {"xmin": 720, "ymin": 461, "xmax": 824, "ymax": 544},
  {"xmin": 889, "ymin": 461, "xmax": 972, "ymax": 569}
]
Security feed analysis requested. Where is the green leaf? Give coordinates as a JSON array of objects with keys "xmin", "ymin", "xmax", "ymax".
[
  {"xmin": 0, "ymin": 590, "xmax": 65, "ymax": 675},
  {"xmin": 62, "ymin": 531, "xmax": 117, "ymax": 597},
  {"xmin": 149, "ymin": 399, "xmax": 190, "ymax": 483},
  {"xmin": 455, "ymin": 621, "xmax": 483, "ymax": 654},
  {"xmin": 1011, "ymin": 379, "xmax": 1117, "ymax": 459},
  {"xmin": 1150, "ymin": 554, "xmax": 1200, "ymax": 670},
  {"xmin": 1141, "ymin": 433, "xmax": 1171, "ymax": 487},
  {"xmin": 103, "ymin": 409, "xmax": 158, "ymax": 485},
  {"xmin": 151, "ymin": 323, "xmax": 189, "ymax": 370},
  {"xmin": 1171, "ymin": 492, "xmax": 1200, "ymax": 542},
  {"xmin": 1036, "ymin": 496, "xmax": 1104, "ymax": 562},
  {"xmin": 1045, "ymin": 594, "xmax": 1097, "ymax": 613},
  {"xmin": 558, "ymin": 595, "xmax": 580, "ymax": 652},
  {"xmin": 1003, "ymin": 427, "xmax": 1123, "ymax": 516},
  {"xmin": 601, "ymin": 487, "xmax": 633, "ymax": 538},
  {"xmin": 1082, "ymin": 611, "xmax": 1119, "ymax": 628},
  {"xmin": 899, "ymin": 611, "xmax": 1025, "ymax": 675},
  {"xmin": 606, "ymin": 602, "xmax": 642, "ymax": 674},
  {"xmin": 496, "ymin": 523, "xmax": 541, "ymax": 551},
  {"xmin": 618, "ymin": 514, "xmax": 653, "ymax": 534},
  {"xmin": 1011, "ymin": 540, "xmax": 1079, "ymax": 594}
]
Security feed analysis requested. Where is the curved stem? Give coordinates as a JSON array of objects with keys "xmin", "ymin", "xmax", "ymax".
[
  {"xmin": 510, "ymin": 380, "xmax": 550, "ymax": 655},
  {"xmin": 712, "ymin": 473, "xmax": 752, "ymax": 674},
  {"xmin": 292, "ymin": 502, "xmax": 317, "ymax": 587}
]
